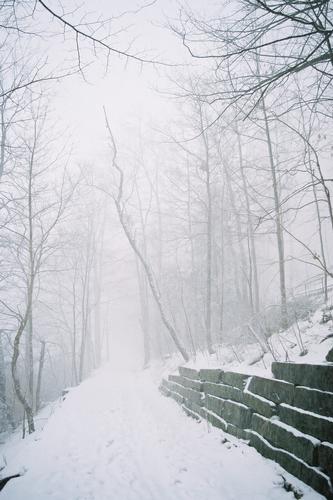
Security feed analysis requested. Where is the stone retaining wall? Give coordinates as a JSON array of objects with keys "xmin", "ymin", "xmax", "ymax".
[{"xmin": 160, "ymin": 362, "xmax": 333, "ymax": 499}]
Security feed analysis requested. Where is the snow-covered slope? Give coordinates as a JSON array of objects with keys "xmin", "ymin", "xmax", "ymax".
[
  {"xmin": 0, "ymin": 364, "xmax": 324, "ymax": 500},
  {"xmin": 171, "ymin": 301, "xmax": 333, "ymax": 378}
]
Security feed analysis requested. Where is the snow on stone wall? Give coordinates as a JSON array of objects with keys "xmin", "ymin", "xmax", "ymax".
[{"xmin": 160, "ymin": 362, "xmax": 333, "ymax": 499}]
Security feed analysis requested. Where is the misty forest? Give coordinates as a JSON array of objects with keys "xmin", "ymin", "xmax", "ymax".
[{"xmin": 0, "ymin": 1, "xmax": 333, "ymax": 499}]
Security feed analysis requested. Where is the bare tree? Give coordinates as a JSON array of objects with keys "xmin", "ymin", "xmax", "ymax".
[
  {"xmin": 0, "ymin": 0, "xmax": 169, "ymax": 98},
  {"xmin": 0, "ymin": 98, "xmax": 75, "ymax": 433},
  {"xmin": 103, "ymin": 110, "xmax": 190, "ymax": 362},
  {"xmin": 174, "ymin": 0, "xmax": 333, "ymax": 112}
]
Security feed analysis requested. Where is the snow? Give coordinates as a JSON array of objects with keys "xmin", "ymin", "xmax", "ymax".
[
  {"xmin": 244, "ymin": 388, "xmax": 277, "ymax": 407},
  {"xmin": 297, "ymin": 385, "xmax": 333, "ymax": 396},
  {"xmin": 0, "ymin": 364, "xmax": 324, "ymax": 500},
  {"xmin": 174, "ymin": 299, "xmax": 333, "ymax": 378},
  {"xmin": 280, "ymin": 403, "xmax": 333, "ymax": 422}
]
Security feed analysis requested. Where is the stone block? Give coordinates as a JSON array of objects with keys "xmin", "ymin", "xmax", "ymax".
[
  {"xmin": 249, "ymin": 431, "xmax": 333, "ymax": 499},
  {"xmin": 244, "ymin": 390, "xmax": 277, "ymax": 418},
  {"xmin": 184, "ymin": 399, "xmax": 206, "ymax": 419},
  {"xmin": 318, "ymin": 442, "xmax": 333, "ymax": 479},
  {"xmin": 203, "ymin": 382, "xmax": 243, "ymax": 403},
  {"xmin": 166, "ymin": 380, "xmax": 203, "ymax": 406},
  {"xmin": 159, "ymin": 385, "xmax": 170, "ymax": 397},
  {"xmin": 179, "ymin": 366, "xmax": 200, "ymax": 380},
  {"xmin": 206, "ymin": 409, "xmax": 228, "ymax": 432},
  {"xmin": 272, "ymin": 362, "xmax": 333, "ymax": 392},
  {"xmin": 166, "ymin": 379, "xmax": 183, "ymax": 393},
  {"xmin": 199, "ymin": 369, "xmax": 223, "ymax": 383},
  {"xmin": 205, "ymin": 394, "xmax": 225, "ymax": 416},
  {"xmin": 248, "ymin": 375, "xmax": 294, "ymax": 405},
  {"xmin": 182, "ymin": 405, "xmax": 201, "ymax": 421},
  {"xmin": 169, "ymin": 374, "xmax": 202, "ymax": 392},
  {"xmin": 169, "ymin": 390, "xmax": 184, "ymax": 405},
  {"xmin": 294, "ymin": 385, "xmax": 333, "ymax": 418},
  {"xmin": 279, "ymin": 403, "xmax": 333, "ymax": 442},
  {"xmin": 252, "ymin": 413, "xmax": 319, "ymax": 465},
  {"xmin": 180, "ymin": 385, "xmax": 203, "ymax": 406},
  {"xmin": 327, "ymin": 348, "xmax": 333, "ymax": 363},
  {"xmin": 221, "ymin": 400, "xmax": 252, "ymax": 429},
  {"xmin": 160, "ymin": 378, "xmax": 169, "ymax": 389},
  {"xmin": 226, "ymin": 423, "xmax": 248, "ymax": 440},
  {"xmin": 222, "ymin": 371, "xmax": 250, "ymax": 389}
]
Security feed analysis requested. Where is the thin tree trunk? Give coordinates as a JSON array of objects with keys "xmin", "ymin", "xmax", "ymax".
[
  {"xmin": 25, "ymin": 312, "xmax": 34, "ymax": 410},
  {"xmin": 93, "ymin": 213, "xmax": 105, "ymax": 368},
  {"xmin": 312, "ymin": 178, "xmax": 328, "ymax": 302},
  {"xmin": 135, "ymin": 254, "xmax": 150, "ymax": 367},
  {"xmin": 24, "ymin": 131, "xmax": 35, "ymax": 419},
  {"xmin": 72, "ymin": 273, "xmax": 78, "ymax": 385},
  {"xmin": 218, "ymin": 181, "xmax": 226, "ymax": 343},
  {"xmin": 205, "ymin": 164, "xmax": 214, "ymax": 353},
  {"xmin": 198, "ymin": 103, "xmax": 214, "ymax": 354},
  {"xmin": 117, "ymin": 200, "xmax": 189, "ymax": 361},
  {"xmin": 35, "ymin": 341, "xmax": 46, "ymax": 412},
  {"xmin": 223, "ymin": 161, "xmax": 248, "ymax": 304},
  {"xmin": 0, "ymin": 332, "xmax": 13, "ymax": 430},
  {"xmin": 104, "ymin": 111, "xmax": 189, "ymax": 362},
  {"xmin": 79, "ymin": 226, "xmax": 94, "ymax": 381},
  {"xmin": 236, "ymin": 127, "xmax": 260, "ymax": 313},
  {"xmin": 11, "ymin": 291, "xmax": 35, "ymax": 434},
  {"xmin": 0, "ymin": 103, "xmax": 6, "ymax": 181},
  {"xmin": 262, "ymin": 98, "xmax": 287, "ymax": 328},
  {"xmin": 134, "ymin": 179, "xmax": 151, "ymax": 367}
]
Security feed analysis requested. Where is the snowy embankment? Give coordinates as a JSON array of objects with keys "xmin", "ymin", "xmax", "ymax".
[
  {"xmin": 0, "ymin": 364, "xmax": 324, "ymax": 500},
  {"xmin": 169, "ymin": 301, "xmax": 333, "ymax": 379}
]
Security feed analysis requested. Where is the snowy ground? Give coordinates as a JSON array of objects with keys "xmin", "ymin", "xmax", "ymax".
[
  {"xmin": 0, "ymin": 364, "xmax": 324, "ymax": 500},
  {"xmin": 171, "ymin": 300, "xmax": 333, "ymax": 378}
]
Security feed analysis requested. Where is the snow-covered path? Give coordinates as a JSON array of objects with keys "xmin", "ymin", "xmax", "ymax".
[{"xmin": 0, "ymin": 365, "xmax": 322, "ymax": 500}]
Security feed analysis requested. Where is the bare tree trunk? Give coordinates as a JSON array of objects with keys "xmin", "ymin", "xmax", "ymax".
[
  {"xmin": 205, "ymin": 164, "xmax": 214, "ymax": 353},
  {"xmin": 155, "ymin": 167, "xmax": 167, "ymax": 360},
  {"xmin": 134, "ymin": 179, "xmax": 151, "ymax": 367},
  {"xmin": 104, "ymin": 112, "xmax": 189, "ymax": 362},
  {"xmin": 218, "ymin": 182, "xmax": 226, "ymax": 343},
  {"xmin": 223, "ymin": 161, "xmax": 248, "ymax": 305},
  {"xmin": 115, "ymin": 200, "xmax": 189, "ymax": 361},
  {"xmin": 0, "ymin": 102, "xmax": 6, "ymax": 181},
  {"xmin": 313, "ymin": 184, "xmax": 328, "ymax": 302},
  {"xmin": 198, "ymin": 104, "xmax": 214, "ymax": 354},
  {"xmin": 0, "ymin": 331, "xmax": 8, "ymax": 428},
  {"xmin": 0, "ymin": 332, "xmax": 5, "ymax": 402},
  {"xmin": 262, "ymin": 98, "xmax": 287, "ymax": 328},
  {"xmin": 93, "ymin": 211, "xmax": 106, "ymax": 368},
  {"xmin": 35, "ymin": 341, "xmax": 46, "ymax": 412},
  {"xmin": 72, "ymin": 271, "xmax": 78, "ymax": 385},
  {"xmin": 0, "ymin": 332, "xmax": 14, "ymax": 430},
  {"xmin": 135, "ymin": 254, "xmax": 150, "ymax": 367},
  {"xmin": 25, "ymin": 312, "xmax": 34, "ymax": 410},
  {"xmin": 12, "ymin": 123, "xmax": 38, "ymax": 434},
  {"xmin": 26, "ymin": 125, "xmax": 35, "ymax": 407},
  {"xmin": 79, "ymin": 222, "xmax": 94, "ymax": 381},
  {"xmin": 11, "ymin": 292, "xmax": 35, "ymax": 434},
  {"xmin": 185, "ymin": 160, "xmax": 200, "ymax": 352},
  {"xmin": 236, "ymin": 127, "xmax": 260, "ymax": 313}
]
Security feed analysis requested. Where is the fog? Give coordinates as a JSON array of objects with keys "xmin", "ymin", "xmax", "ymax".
[{"xmin": 0, "ymin": 0, "xmax": 332, "ymax": 438}]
